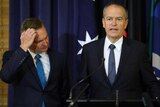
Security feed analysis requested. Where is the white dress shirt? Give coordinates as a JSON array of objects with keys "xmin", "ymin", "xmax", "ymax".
[
  {"xmin": 28, "ymin": 50, "xmax": 50, "ymax": 81},
  {"xmin": 104, "ymin": 36, "xmax": 123, "ymax": 76}
]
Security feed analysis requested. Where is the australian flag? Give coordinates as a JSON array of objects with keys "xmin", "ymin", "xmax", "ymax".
[
  {"xmin": 152, "ymin": 0, "xmax": 160, "ymax": 80},
  {"xmin": 65, "ymin": 0, "xmax": 98, "ymax": 86}
]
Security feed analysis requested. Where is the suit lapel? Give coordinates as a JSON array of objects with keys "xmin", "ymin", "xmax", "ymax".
[
  {"xmin": 25, "ymin": 53, "xmax": 43, "ymax": 88},
  {"xmin": 45, "ymin": 49, "xmax": 54, "ymax": 87},
  {"xmin": 95, "ymin": 38, "xmax": 110, "ymax": 86},
  {"xmin": 114, "ymin": 37, "xmax": 130, "ymax": 84},
  {"xmin": 96, "ymin": 37, "xmax": 105, "ymax": 65}
]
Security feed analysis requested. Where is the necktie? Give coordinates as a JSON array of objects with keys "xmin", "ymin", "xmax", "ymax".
[
  {"xmin": 35, "ymin": 54, "xmax": 46, "ymax": 89},
  {"xmin": 35, "ymin": 54, "xmax": 46, "ymax": 107},
  {"xmin": 108, "ymin": 44, "xmax": 116, "ymax": 85}
]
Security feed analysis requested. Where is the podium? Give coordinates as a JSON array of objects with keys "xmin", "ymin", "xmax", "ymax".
[{"xmin": 66, "ymin": 99, "xmax": 160, "ymax": 107}]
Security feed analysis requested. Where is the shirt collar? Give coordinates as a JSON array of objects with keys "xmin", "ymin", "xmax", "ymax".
[
  {"xmin": 105, "ymin": 36, "xmax": 123, "ymax": 51},
  {"xmin": 28, "ymin": 49, "xmax": 47, "ymax": 59}
]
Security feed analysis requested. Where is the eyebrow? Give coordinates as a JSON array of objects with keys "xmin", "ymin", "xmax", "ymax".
[{"xmin": 105, "ymin": 16, "xmax": 124, "ymax": 18}]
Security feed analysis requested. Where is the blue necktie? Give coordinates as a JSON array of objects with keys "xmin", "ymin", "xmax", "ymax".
[
  {"xmin": 108, "ymin": 44, "xmax": 116, "ymax": 85},
  {"xmin": 35, "ymin": 54, "xmax": 46, "ymax": 107}
]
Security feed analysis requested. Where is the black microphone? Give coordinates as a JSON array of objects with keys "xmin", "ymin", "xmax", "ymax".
[{"xmin": 68, "ymin": 58, "xmax": 105, "ymax": 107}]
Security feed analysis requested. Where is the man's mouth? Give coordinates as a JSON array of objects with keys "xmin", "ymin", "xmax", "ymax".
[{"xmin": 110, "ymin": 28, "xmax": 118, "ymax": 31}]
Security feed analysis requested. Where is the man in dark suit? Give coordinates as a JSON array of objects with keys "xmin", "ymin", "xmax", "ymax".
[
  {"xmin": 75, "ymin": 2, "xmax": 160, "ymax": 101},
  {"xmin": 0, "ymin": 18, "xmax": 69, "ymax": 107}
]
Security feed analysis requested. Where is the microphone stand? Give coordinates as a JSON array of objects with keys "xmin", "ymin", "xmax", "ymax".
[
  {"xmin": 142, "ymin": 96, "xmax": 147, "ymax": 107},
  {"xmin": 68, "ymin": 58, "xmax": 105, "ymax": 107},
  {"xmin": 115, "ymin": 90, "xmax": 119, "ymax": 107},
  {"xmin": 68, "ymin": 84, "xmax": 89, "ymax": 107}
]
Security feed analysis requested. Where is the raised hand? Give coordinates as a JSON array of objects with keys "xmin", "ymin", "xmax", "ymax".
[{"xmin": 20, "ymin": 28, "xmax": 37, "ymax": 52}]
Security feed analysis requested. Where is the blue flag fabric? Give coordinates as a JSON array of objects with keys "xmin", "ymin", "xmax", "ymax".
[
  {"xmin": 64, "ymin": 0, "xmax": 99, "ymax": 85},
  {"xmin": 152, "ymin": 1, "xmax": 160, "ymax": 80}
]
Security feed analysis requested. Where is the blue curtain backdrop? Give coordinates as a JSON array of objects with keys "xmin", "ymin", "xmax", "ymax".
[{"xmin": 8, "ymin": 0, "xmax": 156, "ymax": 106}]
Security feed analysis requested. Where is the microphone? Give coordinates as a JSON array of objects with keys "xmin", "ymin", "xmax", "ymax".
[{"xmin": 68, "ymin": 58, "xmax": 105, "ymax": 107}]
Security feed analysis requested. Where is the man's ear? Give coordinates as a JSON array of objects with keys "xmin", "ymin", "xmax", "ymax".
[{"xmin": 102, "ymin": 18, "xmax": 105, "ymax": 28}]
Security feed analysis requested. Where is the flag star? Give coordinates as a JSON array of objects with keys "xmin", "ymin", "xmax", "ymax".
[
  {"xmin": 157, "ymin": 77, "xmax": 160, "ymax": 80},
  {"xmin": 77, "ymin": 31, "xmax": 98, "ymax": 55}
]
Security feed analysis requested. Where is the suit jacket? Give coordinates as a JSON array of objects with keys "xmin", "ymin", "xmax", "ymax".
[
  {"xmin": 0, "ymin": 47, "xmax": 69, "ymax": 107},
  {"xmin": 75, "ymin": 37, "xmax": 160, "ymax": 100}
]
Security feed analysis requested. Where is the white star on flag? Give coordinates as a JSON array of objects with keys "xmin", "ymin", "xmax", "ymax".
[
  {"xmin": 152, "ymin": 52, "xmax": 160, "ymax": 80},
  {"xmin": 77, "ymin": 31, "xmax": 98, "ymax": 55}
]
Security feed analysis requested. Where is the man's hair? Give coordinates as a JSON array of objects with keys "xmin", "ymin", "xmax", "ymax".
[
  {"xmin": 103, "ymin": 2, "xmax": 128, "ymax": 19},
  {"xmin": 20, "ymin": 18, "xmax": 44, "ymax": 33}
]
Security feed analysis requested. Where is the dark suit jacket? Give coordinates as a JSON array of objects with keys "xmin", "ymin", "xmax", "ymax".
[
  {"xmin": 75, "ymin": 37, "xmax": 160, "ymax": 100},
  {"xmin": 0, "ymin": 47, "xmax": 69, "ymax": 107}
]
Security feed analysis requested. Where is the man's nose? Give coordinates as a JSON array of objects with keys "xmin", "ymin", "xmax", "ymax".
[{"xmin": 111, "ymin": 19, "xmax": 117, "ymax": 25}]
